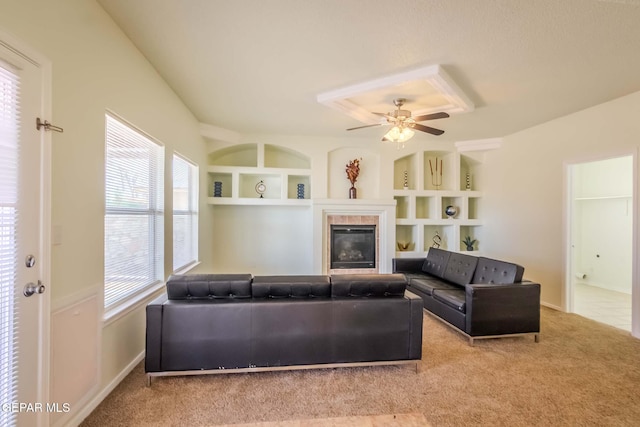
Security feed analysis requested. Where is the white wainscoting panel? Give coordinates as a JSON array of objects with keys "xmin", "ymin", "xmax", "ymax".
[{"xmin": 50, "ymin": 294, "xmax": 100, "ymax": 426}]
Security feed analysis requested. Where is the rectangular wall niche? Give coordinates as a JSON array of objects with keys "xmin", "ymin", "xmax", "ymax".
[{"xmin": 330, "ymin": 225, "xmax": 376, "ymax": 269}]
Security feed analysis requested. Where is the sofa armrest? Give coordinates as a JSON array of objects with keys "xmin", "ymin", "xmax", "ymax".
[
  {"xmin": 404, "ymin": 291, "xmax": 423, "ymax": 360},
  {"xmin": 392, "ymin": 258, "xmax": 425, "ymax": 274},
  {"xmin": 465, "ymin": 282, "xmax": 540, "ymax": 336},
  {"xmin": 405, "ymin": 290, "xmax": 423, "ymax": 360},
  {"xmin": 145, "ymin": 293, "xmax": 168, "ymax": 373}
]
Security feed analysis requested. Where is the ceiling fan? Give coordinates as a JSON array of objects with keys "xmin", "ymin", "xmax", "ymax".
[{"xmin": 346, "ymin": 98, "xmax": 449, "ymax": 144}]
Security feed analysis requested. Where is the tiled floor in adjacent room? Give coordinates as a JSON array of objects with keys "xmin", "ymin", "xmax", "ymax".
[{"xmin": 574, "ymin": 282, "xmax": 632, "ymax": 332}]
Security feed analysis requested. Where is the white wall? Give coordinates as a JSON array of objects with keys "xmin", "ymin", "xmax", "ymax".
[
  {"xmin": 482, "ymin": 91, "xmax": 640, "ymax": 308},
  {"xmin": 212, "ymin": 205, "xmax": 313, "ymax": 274},
  {"xmin": 0, "ymin": 0, "xmax": 214, "ymax": 424}
]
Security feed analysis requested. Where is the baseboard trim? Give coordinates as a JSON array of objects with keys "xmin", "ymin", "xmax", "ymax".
[
  {"xmin": 65, "ymin": 350, "xmax": 145, "ymax": 427},
  {"xmin": 541, "ymin": 301, "xmax": 564, "ymax": 311}
]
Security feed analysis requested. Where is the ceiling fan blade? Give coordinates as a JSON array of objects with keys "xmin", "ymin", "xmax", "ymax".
[
  {"xmin": 346, "ymin": 123, "xmax": 382, "ymax": 131},
  {"xmin": 412, "ymin": 112, "xmax": 450, "ymax": 122},
  {"xmin": 410, "ymin": 123, "xmax": 445, "ymax": 136}
]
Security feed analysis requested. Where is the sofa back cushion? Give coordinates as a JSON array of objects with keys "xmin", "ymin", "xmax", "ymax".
[
  {"xmin": 421, "ymin": 247, "xmax": 451, "ymax": 278},
  {"xmin": 166, "ymin": 274, "xmax": 252, "ymax": 300},
  {"xmin": 472, "ymin": 257, "xmax": 524, "ymax": 284},
  {"xmin": 442, "ymin": 253, "xmax": 478, "ymax": 286},
  {"xmin": 331, "ymin": 274, "xmax": 407, "ymax": 297},
  {"xmin": 252, "ymin": 275, "xmax": 331, "ymax": 298}
]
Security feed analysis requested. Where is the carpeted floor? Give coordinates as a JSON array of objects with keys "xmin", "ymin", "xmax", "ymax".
[
  {"xmin": 81, "ymin": 308, "xmax": 640, "ymax": 426},
  {"xmin": 217, "ymin": 413, "xmax": 430, "ymax": 426}
]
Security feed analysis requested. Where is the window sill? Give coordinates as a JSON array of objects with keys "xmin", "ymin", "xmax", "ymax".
[
  {"xmin": 173, "ymin": 260, "xmax": 201, "ymax": 275},
  {"xmin": 103, "ymin": 281, "xmax": 166, "ymax": 327}
]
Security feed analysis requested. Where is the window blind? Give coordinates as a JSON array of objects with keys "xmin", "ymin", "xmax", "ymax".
[
  {"xmin": 173, "ymin": 154, "xmax": 198, "ymax": 271},
  {"xmin": 0, "ymin": 61, "xmax": 20, "ymax": 427},
  {"xmin": 104, "ymin": 114, "xmax": 164, "ymax": 310}
]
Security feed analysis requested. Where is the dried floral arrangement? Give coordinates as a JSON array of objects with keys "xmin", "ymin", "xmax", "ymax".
[{"xmin": 345, "ymin": 158, "xmax": 361, "ymax": 186}]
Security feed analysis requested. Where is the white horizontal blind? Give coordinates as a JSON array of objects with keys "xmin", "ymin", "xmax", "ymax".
[
  {"xmin": 104, "ymin": 114, "xmax": 164, "ymax": 310},
  {"xmin": 173, "ymin": 154, "xmax": 198, "ymax": 271},
  {"xmin": 0, "ymin": 61, "xmax": 20, "ymax": 427}
]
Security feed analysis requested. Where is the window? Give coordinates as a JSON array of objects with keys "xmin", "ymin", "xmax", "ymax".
[
  {"xmin": 0, "ymin": 59, "xmax": 19, "ymax": 427},
  {"xmin": 104, "ymin": 114, "xmax": 164, "ymax": 312},
  {"xmin": 173, "ymin": 154, "xmax": 198, "ymax": 271}
]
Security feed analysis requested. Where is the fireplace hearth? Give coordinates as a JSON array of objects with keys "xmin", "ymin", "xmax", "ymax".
[{"xmin": 330, "ymin": 225, "xmax": 376, "ymax": 269}]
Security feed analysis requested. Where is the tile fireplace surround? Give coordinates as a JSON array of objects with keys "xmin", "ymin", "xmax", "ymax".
[{"xmin": 312, "ymin": 199, "xmax": 396, "ymax": 275}]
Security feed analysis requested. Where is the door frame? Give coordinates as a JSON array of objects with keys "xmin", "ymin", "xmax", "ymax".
[
  {"xmin": 0, "ymin": 28, "xmax": 52, "ymax": 426},
  {"xmin": 563, "ymin": 148, "xmax": 639, "ymax": 339}
]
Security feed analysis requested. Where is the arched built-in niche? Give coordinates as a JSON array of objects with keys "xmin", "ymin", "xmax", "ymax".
[
  {"xmin": 327, "ymin": 147, "xmax": 380, "ymax": 199},
  {"xmin": 208, "ymin": 143, "xmax": 258, "ymax": 167}
]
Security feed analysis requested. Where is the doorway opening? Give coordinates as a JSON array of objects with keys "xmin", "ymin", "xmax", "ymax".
[{"xmin": 566, "ymin": 155, "xmax": 634, "ymax": 333}]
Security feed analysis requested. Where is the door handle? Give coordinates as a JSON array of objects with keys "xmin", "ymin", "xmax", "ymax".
[{"xmin": 24, "ymin": 280, "xmax": 45, "ymax": 297}]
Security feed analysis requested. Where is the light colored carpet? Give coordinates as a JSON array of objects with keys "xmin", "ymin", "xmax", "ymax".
[
  {"xmin": 81, "ymin": 308, "xmax": 640, "ymax": 426},
  {"xmin": 218, "ymin": 413, "xmax": 429, "ymax": 426}
]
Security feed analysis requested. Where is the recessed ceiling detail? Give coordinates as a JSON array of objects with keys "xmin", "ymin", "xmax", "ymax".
[{"xmin": 317, "ymin": 65, "xmax": 474, "ymax": 126}]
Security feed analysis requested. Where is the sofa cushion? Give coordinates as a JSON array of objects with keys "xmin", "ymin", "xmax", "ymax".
[
  {"xmin": 166, "ymin": 274, "xmax": 252, "ymax": 300},
  {"xmin": 252, "ymin": 275, "xmax": 330, "ymax": 298},
  {"xmin": 472, "ymin": 257, "xmax": 524, "ymax": 284},
  {"xmin": 442, "ymin": 253, "xmax": 478, "ymax": 286},
  {"xmin": 409, "ymin": 277, "xmax": 462, "ymax": 296},
  {"xmin": 433, "ymin": 289, "xmax": 466, "ymax": 313},
  {"xmin": 421, "ymin": 247, "xmax": 450, "ymax": 278},
  {"xmin": 331, "ymin": 274, "xmax": 407, "ymax": 297}
]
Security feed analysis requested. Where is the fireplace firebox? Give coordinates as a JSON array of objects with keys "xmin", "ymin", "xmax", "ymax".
[{"xmin": 330, "ymin": 225, "xmax": 376, "ymax": 269}]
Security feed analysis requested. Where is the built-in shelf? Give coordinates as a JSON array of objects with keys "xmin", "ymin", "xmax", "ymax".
[
  {"xmin": 207, "ymin": 144, "xmax": 312, "ymax": 205},
  {"xmin": 393, "ymin": 149, "xmax": 484, "ymax": 254},
  {"xmin": 207, "ymin": 197, "xmax": 312, "ymax": 206}
]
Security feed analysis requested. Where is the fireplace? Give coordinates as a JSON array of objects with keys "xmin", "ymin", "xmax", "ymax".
[
  {"xmin": 313, "ymin": 200, "xmax": 395, "ymax": 274},
  {"xmin": 330, "ymin": 225, "xmax": 376, "ymax": 269}
]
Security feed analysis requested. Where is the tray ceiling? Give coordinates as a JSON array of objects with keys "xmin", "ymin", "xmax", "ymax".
[{"xmin": 317, "ymin": 65, "xmax": 474, "ymax": 125}]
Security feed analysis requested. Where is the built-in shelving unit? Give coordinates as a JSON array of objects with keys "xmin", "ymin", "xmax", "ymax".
[
  {"xmin": 393, "ymin": 150, "xmax": 484, "ymax": 256},
  {"xmin": 207, "ymin": 143, "xmax": 312, "ymax": 206}
]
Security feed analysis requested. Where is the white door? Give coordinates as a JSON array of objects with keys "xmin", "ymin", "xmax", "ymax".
[{"xmin": 0, "ymin": 38, "xmax": 49, "ymax": 427}]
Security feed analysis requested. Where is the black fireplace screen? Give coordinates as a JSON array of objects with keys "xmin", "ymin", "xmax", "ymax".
[{"xmin": 330, "ymin": 225, "xmax": 376, "ymax": 269}]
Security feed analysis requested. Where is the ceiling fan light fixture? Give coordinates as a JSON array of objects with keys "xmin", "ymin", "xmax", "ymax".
[{"xmin": 383, "ymin": 125, "xmax": 415, "ymax": 149}]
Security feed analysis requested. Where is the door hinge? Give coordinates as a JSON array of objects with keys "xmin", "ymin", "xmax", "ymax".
[{"xmin": 36, "ymin": 117, "xmax": 64, "ymax": 133}]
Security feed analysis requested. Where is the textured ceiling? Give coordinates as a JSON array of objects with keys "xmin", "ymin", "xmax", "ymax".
[{"xmin": 97, "ymin": 0, "xmax": 640, "ymax": 142}]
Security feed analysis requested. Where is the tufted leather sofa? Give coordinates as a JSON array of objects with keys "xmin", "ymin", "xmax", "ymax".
[
  {"xmin": 145, "ymin": 273, "xmax": 422, "ymax": 384},
  {"xmin": 393, "ymin": 248, "xmax": 540, "ymax": 345}
]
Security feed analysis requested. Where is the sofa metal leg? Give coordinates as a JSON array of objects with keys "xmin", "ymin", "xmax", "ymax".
[
  {"xmin": 534, "ymin": 333, "xmax": 540, "ymax": 343},
  {"xmin": 146, "ymin": 374, "xmax": 152, "ymax": 387}
]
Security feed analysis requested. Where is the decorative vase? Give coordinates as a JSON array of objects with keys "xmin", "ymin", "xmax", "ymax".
[
  {"xmin": 466, "ymin": 244, "xmax": 474, "ymax": 251},
  {"xmin": 297, "ymin": 183, "xmax": 305, "ymax": 199},
  {"xmin": 213, "ymin": 181, "xmax": 222, "ymax": 197},
  {"xmin": 349, "ymin": 186, "xmax": 357, "ymax": 199}
]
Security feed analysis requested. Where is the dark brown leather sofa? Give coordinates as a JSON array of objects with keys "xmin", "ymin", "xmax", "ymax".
[
  {"xmin": 393, "ymin": 248, "xmax": 540, "ymax": 345},
  {"xmin": 145, "ymin": 273, "xmax": 423, "ymax": 384}
]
